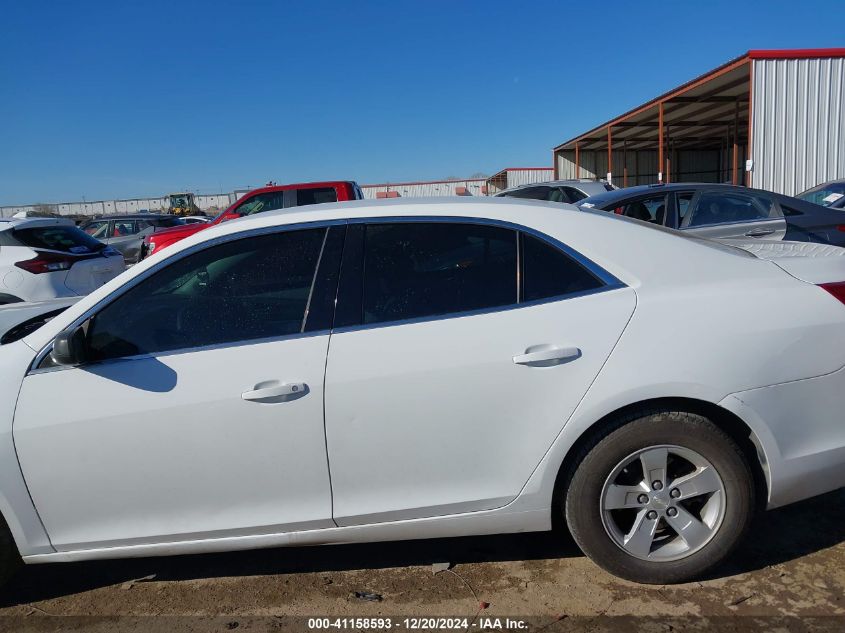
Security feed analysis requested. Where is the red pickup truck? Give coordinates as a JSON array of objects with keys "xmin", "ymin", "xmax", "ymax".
[{"xmin": 142, "ymin": 180, "xmax": 363, "ymax": 258}]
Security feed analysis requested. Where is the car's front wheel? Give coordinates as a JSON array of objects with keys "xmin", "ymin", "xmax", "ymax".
[{"xmin": 565, "ymin": 410, "xmax": 754, "ymax": 584}]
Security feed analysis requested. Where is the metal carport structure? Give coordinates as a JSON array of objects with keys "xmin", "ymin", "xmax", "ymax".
[{"xmin": 552, "ymin": 49, "xmax": 845, "ymax": 195}]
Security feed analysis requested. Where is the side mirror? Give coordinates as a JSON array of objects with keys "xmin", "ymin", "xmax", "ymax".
[{"xmin": 51, "ymin": 325, "xmax": 88, "ymax": 366}]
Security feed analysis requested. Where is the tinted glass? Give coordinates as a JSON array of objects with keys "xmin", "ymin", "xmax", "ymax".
[
  {"xmin": 113, "ymin": 220, "xmax": 138, "ymax": 236},
  {"xmin": 796, "ymin": 182, "xmax": 845, "ymax": 207},
  {"xmin": 153, "ymin": 217, "xmax": 184, "ymax": 227},
  {"xmin": 13, "ymin": 225, "xmax": 104, "ymax": 253},
  {"xmin": 562, "ymin": 187, "xmax": 588, "ymax": 202},
  {"xmin": 82, "ymin": 220, "xmax": 109, "ymax": 238},
  {"xmin": 86, "ymin": 228, "xmax": 326, "ymax": 361},
  {"xmin": 297, "ymin": 187, "xmax": 337, "ymax": 206},
  {"xmin": 617, "ymin": 195, "xmax": 666, "ymax": 224},
  {"xmin": 686, "ymin": 192, "xmax": 772, "ymax": 227},
  {"xmin": 503, "ymin": 187, "xmax": 545, "ymax": 200},
  {"xmin": 362, "ymin": 223, "xmax": 517, "ymax": 324},
  {"xmin": 676, "ymin": 193, "xmax": 695, "ymax": 223},
  {"xmin": 235, "ymin": 191, "xmax": 286, "ymax": 217},
  {"xmin": 521, "ymin": 233, "xmax": 603, "ymax": 302}
]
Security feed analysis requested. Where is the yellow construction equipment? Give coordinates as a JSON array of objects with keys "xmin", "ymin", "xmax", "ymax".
[{"xmin": 166, "ymin": 192, "xmax": 202, "ymax": 217}]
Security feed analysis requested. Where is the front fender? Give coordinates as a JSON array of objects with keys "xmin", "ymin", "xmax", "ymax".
[{"xmin": 0, "ymin": 341, "xmax": 53, "ymax": 556}]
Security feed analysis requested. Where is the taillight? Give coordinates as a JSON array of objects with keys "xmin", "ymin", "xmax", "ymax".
[
  {"xmin": 614, "ymin": 207, "xmax": 624, "ymax": 215},
  {"xmin": 15, "ymin": 250, "xmax": 79, "ymax": 274},
  {"xmin": 837, "ymin": 225, "xmax": 845, "ymax": 232},
  {"xmin": 820, "ymin": 282, "xmax": 845, "ymax": 305}
]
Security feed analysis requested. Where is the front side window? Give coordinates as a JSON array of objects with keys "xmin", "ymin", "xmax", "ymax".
[
  {"xmin": 234, "ymin": 191, "xmax": 286, "ymax": 217},
  {"xmin": 297, "ymin": 187, "xmax": 337, "ymax": 206},
  {"xmin": 82, "ymin": 220, "xmax": 110, "ymax": 238},
  {"xmin": 362, "ymin": 223, "xmax": 517, "ymax": 324},
  {"xmin": 85, "ymin": 228, "xmax": 326, "ymax": 361},
  {"xmin": 685, "ymin": 192, "xmax": 773, "ymax": 228}
]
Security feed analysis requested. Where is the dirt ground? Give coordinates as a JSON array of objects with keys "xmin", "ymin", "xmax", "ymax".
[{"xmin": 1, "ymin": 489, "xmax": 844, "ymax": 632}]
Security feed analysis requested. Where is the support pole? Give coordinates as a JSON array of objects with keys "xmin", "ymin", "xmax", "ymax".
[
  {"xmin": 607, "ymin": 127, "xmax": 613, "ymax": 185},
  {"xmin": 623, "ymin": 141, "xmax": 628, "ymax": 188},
  {"xmin": 732, "ymin": 99, "xmax": 739, "ymax": 185},
  {"xmin": 575, "ymin": 143, "xmax": 580, "ymax": 179},
  {"xmin": 658, "ymin": 103, "xmax": 664, "ymax": 183}
]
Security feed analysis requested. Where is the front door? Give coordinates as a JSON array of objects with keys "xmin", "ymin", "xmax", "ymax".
[
  {"xmin": 324, "ymin": 221, "xmax": 635, "ymax": 525},
  {"xmin": 14, "ymin": 226, "xmax": 338, "ymax": 550}
]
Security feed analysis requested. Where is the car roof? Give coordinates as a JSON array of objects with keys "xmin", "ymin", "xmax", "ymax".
[
  {"xmin": 496, "ymin": 179, "xmax": 611, "ymax": 195},
  {"xmin": 579, "ymin": 182, "xmax": 761, "ymax": 207},
  {"xmin": 24, "ymin": 196, "xmax": 774, "ymax": 351},
  {"xmin": 0, "ymin": 217, "xmax": 75, "ymax": 230},
  {"xmin": 82, "ymin": 213, "xmax": 175, "ymax": 221}
]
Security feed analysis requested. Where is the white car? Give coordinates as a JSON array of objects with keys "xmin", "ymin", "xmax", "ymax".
[
  {"xmin": 0, "ymin": 217, "xmax": 125, "ymax": 304},
  {"xmin": 1, "ymin": 198, "xmax": 844, "ymax": 586}
]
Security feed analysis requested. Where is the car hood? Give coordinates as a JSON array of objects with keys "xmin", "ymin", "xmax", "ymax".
[{"xmin": 0, "ymin": 298, "xmax": 80, "ymax": 344}]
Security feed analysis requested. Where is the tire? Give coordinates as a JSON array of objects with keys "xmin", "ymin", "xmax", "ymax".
[
  {"xmin": 565, "ymin": 410, "xmax": 754, "ymax": 584},
  {"xmin": 0, "ymin": 512, "xmax": 21, "ymax": 588}
]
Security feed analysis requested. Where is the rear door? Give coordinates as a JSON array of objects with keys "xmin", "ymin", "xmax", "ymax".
[
  {"xmin": 323, "ymin": 220, "xmax": 635, "ymax": 525},
  {"xmin": 681, "ymin": 189, "xmax": 787, "ymax": 240}
]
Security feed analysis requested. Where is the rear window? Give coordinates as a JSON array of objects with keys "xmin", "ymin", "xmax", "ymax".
[
  {"xmin": 297, "ymin": 187, "xmax": 337, "ymax": 206},
  {"xmin": 153, "ymin": 217, "xmax": 184, "ymax": 227},
  {"xmin": 12, "ymin": 226, "xmax": 104, "ymax": 254}
]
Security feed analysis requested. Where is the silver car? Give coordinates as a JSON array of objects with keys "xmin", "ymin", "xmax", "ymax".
[{"xmin": 495, "ymin": 179, "xmax": 616, "ymax": 204}]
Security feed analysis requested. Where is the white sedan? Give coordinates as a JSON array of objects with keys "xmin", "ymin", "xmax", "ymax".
[
  {"xmin": 0, "ymin": 217, "xmax": 125, "ymax": 304},
  {"xmin": 0, "ymin": 198, "xmax": 844, "ymax": 585}
]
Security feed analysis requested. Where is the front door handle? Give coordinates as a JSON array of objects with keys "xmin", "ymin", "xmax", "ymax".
[
  {"xmin": 242, "ymin": 381, "xmax": 308, "ymax": 402},
  {"xmin": 745, "ymin": 228, "xmax": 775, "ymax": 237},
  {"xmin": 513, "ymin": 345, "xmax": 581, "ymax": 367}
]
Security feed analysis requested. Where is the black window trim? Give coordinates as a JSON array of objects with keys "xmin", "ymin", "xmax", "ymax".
[
  {"xmin": 331, "ymin": 216, "xmax": 625, "ymax": 333},
  {"xmin": 28, "ymin": 219, "xmax": 347, "ymax": 374},
  {"xmin": 29, "ymin": 215, "xmax": 625, "ymax": 372}
]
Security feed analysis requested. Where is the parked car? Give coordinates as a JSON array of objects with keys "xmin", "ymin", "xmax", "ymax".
[
  {"xmin": 578, "ymin": 182, "xmax": 845, "ymax": 245},
  {"xmin": 0, "ymin": 297, "xmax": 78, "ymax": 345},
  {"xmin": 141, "ymin": 181, "xmax": 363, "ymax": 258},
  {"xmin": 495, "ymin": 179, "xmax": 616, "ymax": 203},
  {"xmin": 79, "ymin": 213, "xmax": 185, "ymax": 264},
  {"xmin": 2, "ymin": 198, "xmax": 845, "ymax": 586},
  {"xmin": 796, "ymin": 178, "xmax": 845, "ymax": 209},
  {"xmin": 0, "ymin": 217, "xmax": 124, "ymax": 304}
]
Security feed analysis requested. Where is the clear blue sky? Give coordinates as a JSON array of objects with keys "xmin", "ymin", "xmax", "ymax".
[{"xmin": 1, "ymin": 0, "xmax": 842, "ymax": 205}]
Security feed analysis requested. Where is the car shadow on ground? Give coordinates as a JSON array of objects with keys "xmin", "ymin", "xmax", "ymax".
[{"xmin": 2, "ymin": 488, "xmax": 844, "ymax": 606}]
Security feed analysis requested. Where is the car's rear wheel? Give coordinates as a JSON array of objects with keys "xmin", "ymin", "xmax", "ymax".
[{"xmin": 565, "ymin": 410, "xmax": 754, "ymax": 584}]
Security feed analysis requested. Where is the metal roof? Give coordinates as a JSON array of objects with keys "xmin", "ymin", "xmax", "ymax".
[{"xmin": 553, "ymin": 48, "xmax": 845, "ymax": 153}]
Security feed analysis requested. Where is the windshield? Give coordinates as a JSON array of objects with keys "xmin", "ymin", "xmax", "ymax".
[{"xmin": 797, "ymin": 182, "xmax": 845, "ymax": 207}]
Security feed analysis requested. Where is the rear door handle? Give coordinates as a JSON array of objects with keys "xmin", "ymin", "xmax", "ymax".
[
  {"xmin": 242, "ymin": 382, "xmax": 307, "ymax": 402},
  {"xmin": 745, "ymin": 228, "xmax": 775, "ymax": 237},
  {"xmin": 513, "ymin": 345, "xmax": 581, "ymax": 367}
]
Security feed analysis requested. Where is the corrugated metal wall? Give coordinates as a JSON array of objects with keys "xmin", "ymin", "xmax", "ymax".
[
  {"xmin": 504, "ymin": 168, "xmax": 554, "ymax": 188},
  {"xmin": 0, "ymin": 194, "xmax": 233, "ymax": 218},
  {"xmin": 361, "ymin": 179, "xmax": 487, "ymax": 199},
  {"xmin": 752, "ymin": 56, "xmax": 845, "ymax": 195}
]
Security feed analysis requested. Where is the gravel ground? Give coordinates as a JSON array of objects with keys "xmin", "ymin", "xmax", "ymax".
[{"xmin": 1, "ymin": 489, "xmax": 844, "ymax": 632}]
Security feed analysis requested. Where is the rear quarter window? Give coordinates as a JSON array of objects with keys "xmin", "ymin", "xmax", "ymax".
[
  {"xmin": 12, "ymin": 226, "xmax": 104, "ymax": 253},
  {"xmin": 297, "ymin": 188, "xmax": 338, "ymax": 205}
]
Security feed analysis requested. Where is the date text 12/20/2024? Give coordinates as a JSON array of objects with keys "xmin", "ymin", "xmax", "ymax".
[{"xmin": 307, "ymin": 617, "xmax": 529, "ymax": 630}]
